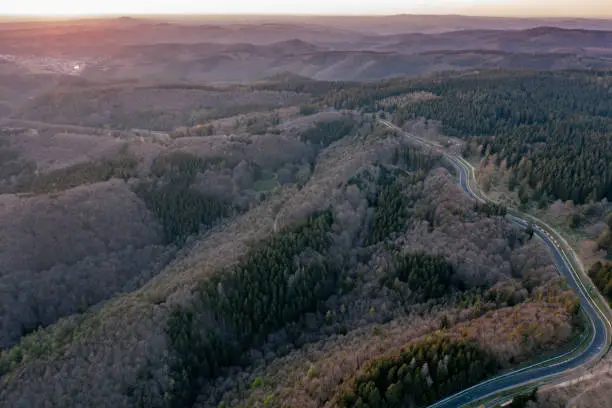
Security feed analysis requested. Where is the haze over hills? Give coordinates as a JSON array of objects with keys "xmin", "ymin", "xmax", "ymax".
[
  {"xmin": 4, "ymin": 13, "xmax": 612, "ymax": 32},
  {"xmin": 1, "ymin": 12, "xmax": 612, "ymax": 408},
  {"xmin": 2, "ymin": 16, "xmax": 612, "ymax": 83}
]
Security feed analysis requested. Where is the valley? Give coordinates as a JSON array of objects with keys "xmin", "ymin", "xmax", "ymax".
[{"xmin": 0, "ymin": 13, "xmax": 612, "ymax": 408}]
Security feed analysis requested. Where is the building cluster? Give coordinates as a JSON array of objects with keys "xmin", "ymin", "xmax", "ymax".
[{"xmin": 0, "ymin": 54, "xmax": 96, "ymax": 75}]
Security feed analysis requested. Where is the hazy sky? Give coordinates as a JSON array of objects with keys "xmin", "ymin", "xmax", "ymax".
[{"xmin": 1, "ymin": 0, "xmax": 610, "ymax": 18}]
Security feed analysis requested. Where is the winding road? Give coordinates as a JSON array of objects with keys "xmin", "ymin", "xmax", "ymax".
[{"xmin": 380, "ymin": 119, "xmax": 612, "ymax": 408}]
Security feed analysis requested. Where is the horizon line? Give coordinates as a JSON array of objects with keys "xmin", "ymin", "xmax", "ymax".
[{"xmin": 1, "ymin": 12, "xmax": 612, "ymax": 20}]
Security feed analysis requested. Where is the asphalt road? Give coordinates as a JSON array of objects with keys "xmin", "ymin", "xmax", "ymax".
[
  {"xmin": 379, "ymin": 120, "xmax": 610, "ymax": 407},
  {"xmin": 430, "ymin": 156, "xmax": 609, "ymax": 408}
]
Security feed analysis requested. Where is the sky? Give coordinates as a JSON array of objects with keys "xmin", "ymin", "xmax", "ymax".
[{"xmin": 1, "ymin": 0, "xmax": 610, "ymax": 18}]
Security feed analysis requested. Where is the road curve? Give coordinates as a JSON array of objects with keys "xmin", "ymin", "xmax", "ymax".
[{"xmin": 379, "ymin": 120, "xmax": 610, "ymax": 407}]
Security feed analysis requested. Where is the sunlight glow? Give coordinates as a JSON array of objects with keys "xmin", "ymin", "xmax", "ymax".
[{"xmin": 1, "ymin": 0, "xmax": 610, "ymax": 18}]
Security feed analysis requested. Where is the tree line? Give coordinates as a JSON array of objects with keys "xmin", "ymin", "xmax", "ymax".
[
  {"xmin": 135, "ymin": 183, "xmax": 228, "ymax": 244},
  {"xmin": 136, "ymin": 152, "xmax": 230, "ymax": 244},
  {"xmin": 394, "ymin": 71, "xmax": 612, "ymax": 205},
  {"xmin": 364, "ymin": 147, "xmax": 439, "ymax": 246},
  {"xmin": 305, "ymin": 70, "xmax": 612, "ymax": 205},
  {"xmin": 365, "ymin": 178, "xmax": 409, "ymax": 246},
  {"xmin": 300, "ymin": 118, "xmax": 355, "ymax": 148},
  {"xmin": 339, "ymin": 336, "xmax": 498, "ymax": 408},
  {"xmin": 150, "ymin": 151, "xmax": 226, "ymax": 185},
  {"xmin": 589, "ymin": 261, "xmax": 612, "ymax": 305},
  {"xmin": 391, "ymin": 252, "xmax": 456, "ymax": 302},
  {"xmin": 596, "ymin": 213, "xmax": 612, "ymax": 256},
  {"xmin": 252, "ymin": 73, "xmax": 355, "ymax": 97},
  {"xmin": 473, "ymin": 202, "xmax": 508, "ymax": 217},
  {"xmin": 321, "ymin": 78, "xmax": 422, "ymax": 112},
  {"xmin": 165, "ymin": 211, "xmax": 336, "ymax": 408},
  {"xmin": 17, "ymin": 145, "xmax": 138, "ymax": 194}
]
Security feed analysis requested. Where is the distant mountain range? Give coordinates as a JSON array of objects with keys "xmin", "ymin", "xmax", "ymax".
[
  {"xmin": 2, "ymin": 16, "xmax": 612, "ymax": 82},
  {"xmin": 5, "ymin": 14, "xmax": 612, "ymax": 33}
]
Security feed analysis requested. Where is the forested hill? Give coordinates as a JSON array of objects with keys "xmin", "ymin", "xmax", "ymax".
[
  {"xmin": 402, "ymin": 72, "xmax": 612, "ymax": 205},
  {"xmin": 318, "ymin": 70, "xmax": 612, "ymax": 205}
]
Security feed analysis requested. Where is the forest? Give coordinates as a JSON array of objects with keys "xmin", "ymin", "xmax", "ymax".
[
  {"xmin": 0, "ymin": 70, "xmax": 588, "ymax": 408},
  {"xmin": 0, "ymin": 128, "xmax": 578, "ymax": 408},
  {"xmin": 588, "ymin": 261, "xmax": 612, "ymax": 305},
  {"xmin": 136, "ymin": 183, "xmax": 228, "ymax": 244},
  {"xmin": 473, "ymin": 202, "xmax": 508, "ymax": 217},
  {"xmin": 300, "ymin": 117, "xmax": 355, "ymax": 148},
  {"xmin": 16, "ymin": 145, "xmax": 138, "ymax": 194},
  {"xmin": 413, "ymin": 73, "xmax": 611, "ymax": 204},
  {"xmin": 338, "ymin": 336, "xmax": 498, "ymax": 408},
  {"xmin": 391, "ymin": 252, "xmax": 457, "ymax": 302},
  {"xmin": 596, "ymin": 212, "xmax": 612, "ymax": 256},
  {"xmin": 165, "ymin": 211, "xmax": 336, "ymax": 407},
  {"xmin": 363, "ymin": 147, "xmax": 440, "ymax": 245},
  {"xmin": 316, "ymin": 71, "xmax": 612, "ymax": 205},
  {"xmin": 159, "ymin": 141, "xmax": 522, "ymax": 408},
  {"xmin": 401, "ymin": 72, "xmax": 612, "ymax": 205},
  {"xmin": 365, "ymin": 177, "xmax": 409, "ymax": 245},
  {"xmin": 161, "ymin": 151, "xmax": 437, "ymax": 407},
  {"xmin": 136, "ymin": 152, "xmax": 231, "ymax": 243}
]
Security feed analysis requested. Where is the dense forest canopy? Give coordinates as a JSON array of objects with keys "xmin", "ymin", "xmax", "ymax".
[
  {"xmin": 165, "ymin": 211, "xmax": 336, "ymax": 407},
  {"xmin": 392, "ymin": 252, "xmax": 457, "ymax": 302},
  {"xmin": 0, "ymin": 123, "xmax": 578, "ymax": 408},
  {"xmin": 136, "ymin": 152, "xmax": 232, "ymax": 243},
  {"xmin": 338, "ymin": 336, "xmax": 498, "ymax": 408},
  {"xmin": 589, "ymin": 261, "xmax": 612, "ymax": 305},
  {"xmin": 401, "ymin": 72, "xmax": 612, "ymax": 205},
  {"xmin": 17, "ymin": 145, "xmax": 138, "ymax": 194},
  {"xmin": 0, "ymin": 63, "xmax": 593, "ymax": 408},
  {"xmin": 316, "ymin": 70, "xmax": 612, "ymax": 205},
  {"xmin": 300, "ymin": 117, "xmax": 356, "ymax": 148}
]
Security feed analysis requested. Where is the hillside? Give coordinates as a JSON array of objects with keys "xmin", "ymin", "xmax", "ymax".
[
  {"xmin": 0, "ymin": 179, "xmax": 169, "ymax": 348},
  {"xmin": 3, "ymin": 19, "xmax": 612, "ymax": 82},
  {"xmin": 0, "ymin": 106, "xmax": 356, "ymax": 350},
  {"xmin": 12, "ymin": 83, "xmax": 308, "ymax": 129},
  {"xmin": 323, "ymin": 69, "xmax": 612, "ymax": 408},
  {"xmin": 1, "ymin": 14, "xmax": 612, "ymax": 408},
  {"xmin": 70, "ymin": 28, "xmax": 612, "ymax": 81},
  {"xmin": 0, "ymin": 110, "xmax": 580, "ymax": 408}
]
